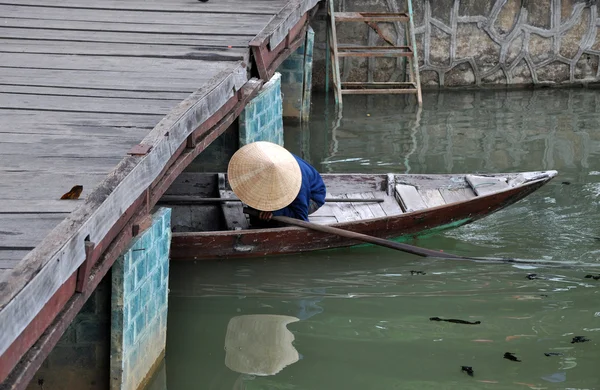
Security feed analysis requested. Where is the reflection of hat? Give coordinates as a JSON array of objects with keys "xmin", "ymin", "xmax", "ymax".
[
  {"xmin": 224, "ymin": 315, "xmax": 300, "ymax": 376},
  {"xmin": 227, "ymin": 142, "xmax": 301, "ymax": 211}
]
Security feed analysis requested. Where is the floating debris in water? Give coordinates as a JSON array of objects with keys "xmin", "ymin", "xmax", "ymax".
[
  {"xmin": 526, "ymin": 273, "xmax": 539, "ymax": 280},
  {"xmin": 430, "ymin": 317, "xmax": 481, "ymax": 325},
  {"xmin": 544, "ymin": 352, "xmax": 564, "ymax": 357},
  {"xmin": 410, "ymin": 270, "xmax": 426, "ymax": 275},
  {"xmin": 571, "ymin": 336, "xmax": 590, "ymax": 344},
  {"xmin": 503, "ymin": 352, "xmax": 521, "ymax": 362},
  {"xmin": 585, "ymin": 274, "xmax": 600, "ymax": 280},
  {"xmin": 461, "ymin": 366, "xmax": 474, "ymax": 377},
  {"xmin": 561, "ymin": 181, "xmax": 571, "ymax": 185},
  {"xmin": 541, "ymin": 372, "xmax": 566, "ymax": 383}
]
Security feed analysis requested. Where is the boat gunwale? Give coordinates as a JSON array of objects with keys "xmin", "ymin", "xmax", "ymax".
[{"xmin": 170, "ymin": 172, "xmax": 557, "ymax": 238}]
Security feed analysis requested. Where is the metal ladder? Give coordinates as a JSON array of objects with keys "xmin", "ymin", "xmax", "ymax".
[{"xmin": 325, "ymin": 0, "xmax": 422, "ymax": 107}]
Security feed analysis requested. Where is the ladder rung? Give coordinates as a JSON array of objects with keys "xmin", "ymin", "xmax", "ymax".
[
  {"xmin": 337, "ymin": 46, "xmax": 413, "ymax": 58},
  {"xmin": 334, "ymin": 12, "xmax": 410, "ymax": 22},
  {"xmin": 341, "ymin": 88, "xmax": 419, "ymax": 95},
  {"xmin": 342, "ymin": 82, "xmax": 416, "ymax": 87}
]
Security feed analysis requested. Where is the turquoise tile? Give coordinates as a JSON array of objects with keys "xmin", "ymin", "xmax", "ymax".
[
  {"xmin": 152, "ymin": 269, "xmax": 162, "ymax": 294},
  {"xmin": 122, "ymin": 252, "xmax": 132, "ymax": 275},
  {"xmin": 134, "ymin": 257, "xmax": 146, "ymax": 286},
  {"xmin": 125, "ymin": 327, "xmax": 134, "ymax": 348},
  {"xmin": 128, "ymin": 291, "xmax": 140, "ymax": 324},
  {"xmin": 135, "ymin": 312, "xmax": 146, "ymax": 338},
  {"xmin": 125, "ymin": 272, "xmax": 134, "ymax": 296},
  {"xmin": 140, "ymin": 279, "xmax": 151, "ymax": 303},
  {"xmin": 161, "ymin": 261, "xmax": 169, "ymax": 285}
]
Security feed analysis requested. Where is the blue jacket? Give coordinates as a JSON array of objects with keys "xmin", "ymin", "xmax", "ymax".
[{"xmin": 273, "ymin": 155, "xmax": 326, "ymax": 221}]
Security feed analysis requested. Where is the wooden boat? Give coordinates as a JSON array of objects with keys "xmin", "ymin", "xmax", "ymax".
[{"xmin": 163, "ymin": 170, "xmax": 557, "ymax": 260}]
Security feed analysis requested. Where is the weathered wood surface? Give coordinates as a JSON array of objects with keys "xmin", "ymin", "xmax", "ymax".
[
  {"xmin": 0, "ymin": 0, "xmax": 315, "ymax": 368},
  {"xmin": 466, "ymin": 175, "xmax": 510, "ymax": 196},
  {"xmin": 0, "ymin": 0, "xmax": 289, "ymax": 13}
]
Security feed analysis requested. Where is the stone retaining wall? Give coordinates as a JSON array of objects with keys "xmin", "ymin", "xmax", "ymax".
[{"xmin": 311, "ymin": 0, "xmax": 600, "ymax": 88}]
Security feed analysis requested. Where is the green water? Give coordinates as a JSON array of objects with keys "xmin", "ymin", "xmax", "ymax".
[{"xmin": 163, "ymin": 90, "xmax": 600, "ymax": 390}]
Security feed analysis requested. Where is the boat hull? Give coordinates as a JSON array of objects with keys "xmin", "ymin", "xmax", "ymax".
[{"xmin": 170, "ymin": 178, "xmax": 549, "ymax": 260}]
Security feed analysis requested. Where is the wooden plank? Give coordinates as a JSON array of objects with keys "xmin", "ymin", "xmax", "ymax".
[
  {"xmin": 0, "ymin": 39, "xmax": 248, "ymax": 62},
  {"xmin": 163, "ymin": 173, "xmax": 217, "ymax": 198},
  {"xmin": 466, "ymin": 175, "xmax": 509, "ymax": 196},
  {"xmin": 0, "ymin": 214, "xmax": 66, "ymax": 247},
  {"xmin": 0, "ymin": 66, "xmax": 248, "ymax": 358},
  {"xmin": 0, "ymin": 133, "xmax": 142, "ymax": 158},
  {"xmin": 0, "ymin": 156, "xmax": 124, "ymax": 175},
  {"xmin": 0, "ymin": 250, "xmax": 30, "ymax": 265},
  {"xmin": 0, "ymin": 259, "xmax": 22, "ymax": 270},
  {"xmin": 0, "ymin": 28, "xmax": 254, "ymax": 47},
  {"xmin": 419, "ymin": 189, "xmax": 446, "ymax": 208},
  {"xmin": 0, "ymin": 53, "xmax": 239, "ymax": 74},
  {"xmin": 0, "ymin": 17, "xmax": 271, "ymax": 36},
  {"xmin": 0, "ymin": 135, "xmax": 141, "ymax": 158},
  {"xmin": 0, "ymin": 200, "xmax": 80, "ymax": 214},
  {"xmin": 0, "ymin": 5, "xmax": 275, "ymax": 25},
  {"xmin": 376, "ymin": 191, "xmax": 403, "ymax": 216},
  {"xmin": 1, "ymin": 84, "xmax": 190, "ymax": 101},
  {"xmin": 0, "ymin": 66, "xmax": 229, "ymax": 92},
  {"xmin": 0, "ymin": 0, "xmax": 287, "ymax": 14},
  {"xmin": 439, "ymin": 188, "xmax": 476, "ymax": 204},
  {"xmin": 251, "ymin": 0, "xmax": 320, "ymax": 48},
  {"xmin": 0, "ymin": 172, "xmax": 111, "ymax": 201},
  {"xmin": 0, "ymin": 93, "xmax": 187, "ymax": 115},
  {"xmin": 395, "ymin": 184, "xmax": 427, "ymax": 213},
  {"xmin": 345, "ymin": 193, "xmax": 375, "ymax": 220},
  {"xmin": 363, "ymin": 192, "xmax": 386, "ymax": 218},
  {"xmin": 308, "ymin": 203, "xmax": 336, "ymax": 217},
  {"xmin": 218, "ymin": 174, "xmax": 249, "ymax": 231},
  {"xmin": 327, "ymin": 193, "xmax": 351, "ymax": 223},
  {"xmin": 308, "ymin": 216, "xmax": 338, "ymax": 225},
  {"xmin": 0, "ymin": 110, "xmax": 161, "ymax": 135}
]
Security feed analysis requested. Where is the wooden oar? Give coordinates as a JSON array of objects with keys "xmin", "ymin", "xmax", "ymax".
[
  {"xmin": 159, "ymin": 195, "xmax": 384, "ymax": 204},
  {"xmin": 242, "ymin": 208, "xmax": 592, "ymax": 268},
  {"xmin": 243, "ymin": 207, "xmax": 468, "ymax": 260}
]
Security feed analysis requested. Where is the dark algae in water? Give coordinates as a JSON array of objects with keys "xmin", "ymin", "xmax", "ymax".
[
  {"xmin": 571, "ymin": 336, "xmax": 590, "ymax": 344},
  {"xmin": 503, "ymin": 352, "xmax": 521, "ymax": 362},
  {"xmin": 430, "ymin": 317, "xmax": 481, "ymax": 325}
]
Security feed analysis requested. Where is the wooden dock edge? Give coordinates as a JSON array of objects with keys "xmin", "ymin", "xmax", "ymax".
[
  {"xmin": 0, "ymin": 64, "xmax": 251, "ymax": 383},
  {"xmin": 250, "ymin": 0, "xmax": 321, "ymax": 80}
]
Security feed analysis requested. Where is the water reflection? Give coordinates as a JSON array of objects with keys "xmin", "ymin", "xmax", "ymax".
[
  {"xmin": 224, "ymin": 315, "xmax": 299, "ymax": 377},
  {"xmin": 292, "ymin": 89, "xmax": 600, "ymax": 177}
]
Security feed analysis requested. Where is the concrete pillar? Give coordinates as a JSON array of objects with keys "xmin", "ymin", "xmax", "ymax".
[
  {"xmin": 239, "ymin": 73, "xmax": 284, "ymax": 146},
  {"xmin": 279, "ymin": 26, "xmax": 315, "ymax": 121},
  {"xmin": 110, "ymin": 208, "xmax": 171, "ymax": 390}
]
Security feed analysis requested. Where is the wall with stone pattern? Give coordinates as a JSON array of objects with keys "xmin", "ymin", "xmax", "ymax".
[
  {"xmin": 311, "ymin": 0, "xmax": 600, "ymax": 88},
  {"xmin": 110, "ymin": 207, "xmax": 171, "ymax": 390}
]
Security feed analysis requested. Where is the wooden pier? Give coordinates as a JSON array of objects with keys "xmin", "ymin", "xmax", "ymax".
[{"xmin": 0, "ymin": 0, "xmax": 319, "ymax": 387}]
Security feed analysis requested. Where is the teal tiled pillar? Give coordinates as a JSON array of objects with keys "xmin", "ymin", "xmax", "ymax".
[
  {"xmin": 239, "ymin": 73, "xmax": 284, "ymax": 146},
  {"xmin": 278, "ymin": 26, "xmax": 315, "ymax": 121},
  {"xmin": 110, "ymin": 208, "xmax": 171, "ymax": 390}
]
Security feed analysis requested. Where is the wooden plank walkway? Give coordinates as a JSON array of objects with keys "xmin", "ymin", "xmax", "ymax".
[{"xmin": 0, "ymin": 0, "xmax": 320, "ymax": 386}]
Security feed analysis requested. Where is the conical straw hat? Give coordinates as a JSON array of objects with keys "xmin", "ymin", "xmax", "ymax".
[{"xmin": 227, "ymin": 142, "xmax": 301, "ymax": 211}]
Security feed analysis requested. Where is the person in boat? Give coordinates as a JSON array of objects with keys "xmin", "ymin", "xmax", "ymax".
[{"xmin": 227, "ymin": 141, "xmax": 326, "ymax": 224}]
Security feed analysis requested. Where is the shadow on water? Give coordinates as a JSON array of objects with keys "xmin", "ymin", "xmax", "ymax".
[{"xmin": 162, "ymin": 90, "xmax": 600, "ymax": 390}]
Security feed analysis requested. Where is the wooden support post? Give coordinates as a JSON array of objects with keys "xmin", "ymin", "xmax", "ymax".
[{"xmin": 75, "ymin": 241, "xmax": 95, "ymax": 293}]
